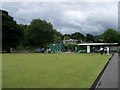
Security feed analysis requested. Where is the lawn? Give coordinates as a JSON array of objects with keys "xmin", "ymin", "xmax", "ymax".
[{"xmin": 2, "ymin": 53, "xmax": 109, "ymax": 88}]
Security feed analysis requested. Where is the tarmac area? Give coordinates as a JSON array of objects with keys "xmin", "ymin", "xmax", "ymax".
[{"xmin": 96, "ymin": 53, "xmax": 119, "ymax": 90}]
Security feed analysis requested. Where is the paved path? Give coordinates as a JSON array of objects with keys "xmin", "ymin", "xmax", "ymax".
[{"xmin": 96, "ymin": 53, "xmax": 118, "ymax": 89}]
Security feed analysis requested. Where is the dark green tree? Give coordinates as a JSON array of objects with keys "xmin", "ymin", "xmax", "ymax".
[
  {"xmin": 16, "ymin": 24, "xmax": 28, "ymax": 50},
  {"xmin": 86, "ymin": 34, "xmax": 94, "ymax": 43},
  {"xmin": 102, "ymin": 29, "xmax": 120, "ymax": 43},
  {"xmin": 2, "ymin": 10, "xmax": 23, "ymax": 52},
  {"xmin": 26, "ymin": 19, "xmax": 55, "ymax": 48},
  {"xmin": 71, "ymin": 32, "xmax": 85, "ymax": 42},
  {"xmin": 53, "ymin": 30, "xmax": 63, "ymax": 43}
]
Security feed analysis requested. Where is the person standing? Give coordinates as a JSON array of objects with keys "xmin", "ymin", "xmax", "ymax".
[
  {"xmin": 100, "ymin": 47, "xmax": 104, "ymax": 55},
  {"xmin": 42, "ymin": 48, "xmax": 44, "ymax": 54},
  {"xmin": 106, "ymin": 47, "xmax": 110, "ymax": 55},
  {"xmin": 48, "ymin": 48, "xmax": 51, "ymax": 53}
]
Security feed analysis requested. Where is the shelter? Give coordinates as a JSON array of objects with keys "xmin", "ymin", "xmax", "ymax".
[{"xmin": 78, "ymin": 43, "xmax": 118, "ymax": 53}]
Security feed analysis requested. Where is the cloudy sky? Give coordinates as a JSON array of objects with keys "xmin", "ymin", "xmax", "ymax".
[{"xmin": 1, "ymin": 1, "xmax": 118, "ymax": 35}]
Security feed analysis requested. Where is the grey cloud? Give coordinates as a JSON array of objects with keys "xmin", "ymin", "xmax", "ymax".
[{"xmin": 2, "ymin": 2, "xmax": 118, "ymax": 35}]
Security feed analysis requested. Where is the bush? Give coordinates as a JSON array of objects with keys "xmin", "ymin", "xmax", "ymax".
[{"xmin": 78, "ymin": 50, "xmax": 86, "ymax": 53}]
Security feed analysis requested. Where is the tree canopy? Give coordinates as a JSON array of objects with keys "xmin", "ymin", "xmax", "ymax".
[
  {"xmin": 71, "ymin": 32, "xmax": 85, "ymax": 42},
  {"xmin": 2, "ymin": 9, "xmax": 120, "ymax": 52},
  {"xmin": 53, "ymin": 30, "xmax": 63, "ymax": 43},
  {"xmin": 102, "ymin": 29, "xmax": 120, "ymax": 43},
  {"xmin": 25, "ymin": 19, "xmax": 56, "ymax": 48},
  {"xmin": 86, "ymin": 34, "xmax": 94, "ymax": 43},
  {"xmin": 2, "ymin": 10, "xmax": 23, "ymax": 52}
]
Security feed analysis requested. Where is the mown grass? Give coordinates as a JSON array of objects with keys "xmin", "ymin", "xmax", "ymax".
[{"xmin": 2, "ymin": 53, "xmax": 109, "ymax": 88}]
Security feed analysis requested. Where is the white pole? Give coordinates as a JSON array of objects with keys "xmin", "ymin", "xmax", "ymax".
[{"xmin": 87, "ymin": 45, "xmax": 90, "ymax": 53}]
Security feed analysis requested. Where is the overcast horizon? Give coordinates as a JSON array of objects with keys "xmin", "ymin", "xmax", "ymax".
[{"xmin": 1, "ymin": 2, "xmax": 118, "ymax": 35}]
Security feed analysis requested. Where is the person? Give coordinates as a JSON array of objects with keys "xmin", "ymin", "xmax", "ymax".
[
  {"xmin": 48, "ymin": 48, "xmax": 51, "ymax": 53},
  {"xmin": 10, "ymin": 48, "xmax": 15, "ymax": 53},
  {"xmin": 100, "ymin": 47, "xmax": 104, "ymax": 55},
  {"xmin": 106, "ymin": 47, "xmax": 110, "ymax": 55},
  {"xmin": 93, "ymin": 46, "xmax": 95, "ymax": 53},
  {"xmin": 42, "ymin": 48, "xmax": 44, "ymax": 53}
]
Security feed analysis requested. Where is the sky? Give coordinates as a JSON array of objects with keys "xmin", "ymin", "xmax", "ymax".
[{"xmin": 1, "ymin": 1, "xmax": 118, "ymax": 35}]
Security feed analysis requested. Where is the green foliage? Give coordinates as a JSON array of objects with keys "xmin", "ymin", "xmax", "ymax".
[
  {"xmin": 53, "ymin": 30, "xmax": 63, "ymax": 43},
  {"xmin": 102, "ymin": 29, "xmax": 120, "ymax": 43},
  {"xmin": 94, "ymin": 35, "xmax": 103, "ymax": 43},
  {"xmin": 17, "ymin": 24, "xmax": 28, "ymax": 47},
  {"xmin": 63, "ymin": 34, "xmax": 70, "ymax": 40},
  {"xmin": 71, "ymin": 32, "xmax": 85, "ymax": 42},
  {"xmin": 86, "ymin": 34, "xmax": 94, "ymax": 43},
  {"xmin": 63, "ymin": 33, "xmax": 85, "ymax": 42},
  {"xmin": 2, "ymin": 10, "xmax": 23, "ymax": 52},
  {"xmin": 63, "ymin": 36, "xmax": 70, "ymax": 40},
  {"xmin": 2, "ymin": 9, "xmax": 120, "ymax": 53},
  {"xmin": 25, "ymin": 19, "xmax": 55, "ymax": 48},
  {"xmin": 64, "ymin": 44, "xmax": 78, "ymax": 52},
  {"xmin": 68, "ymin": 44, "xmax": 77, "ymax": 52}
]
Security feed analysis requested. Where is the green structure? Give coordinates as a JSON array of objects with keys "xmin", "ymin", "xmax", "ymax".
[
  {"xmin": 49, "ymin": 43, "xmax": 64, "ymax": 53},
  {"xmin": 49, "ymin": 43, "xmax": 81, "ymax": 53}
]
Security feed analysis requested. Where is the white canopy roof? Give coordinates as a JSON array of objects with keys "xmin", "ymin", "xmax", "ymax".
[{"xmin": 78, "ymin": 43, "xmax": 118, "ymax": 46}]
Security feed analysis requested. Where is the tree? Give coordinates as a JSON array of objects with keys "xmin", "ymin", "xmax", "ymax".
[
  {"xmin": 26, "ymin": 19, "xmax": 55, "ymax": 48},
  {"xmin": 94, "ymin": 35, "xmax": 103, "ymax": 43},
  {"xmin": 53, "ymin": 30, "xmax": 63, "ymax": 43},
  {"xmin": 16, "ymin": 24, "xmax": 28, "ymax": 50},
  {"xmin": 86, "ymin": 34, "xmax": 94, "ymax": 43},
  {"xmin": 63, "ymin": 34, "xmax": 70, "ymax": 40},
  {"xmin": 71, "ymin": 32, "xmax": 85, "ymax": 42},
  {"xmin": 102, "ymin": 29, "xmax": 120, "ymax": 43},
  {"xmin": 2, "ymin": 10, "xmax": 23, "ymax": 52}
]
